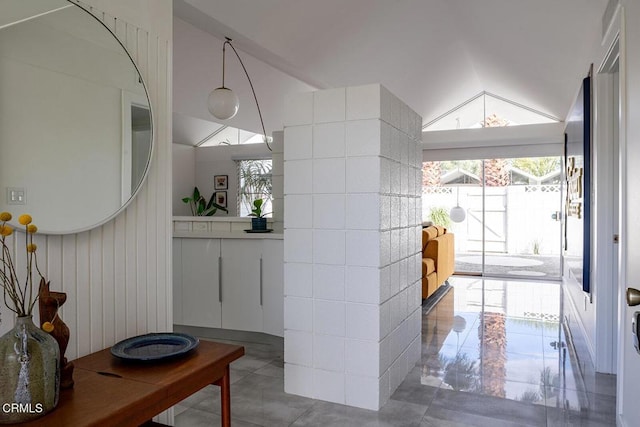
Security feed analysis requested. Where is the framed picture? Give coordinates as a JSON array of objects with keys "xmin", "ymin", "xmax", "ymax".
[
  {"xmin": 214, "ymin": 175, "xmax": 228, "ymax": 190},
  {"xmin": 215, "ymin": 191, "xmax": 227, "ymax": 208}
]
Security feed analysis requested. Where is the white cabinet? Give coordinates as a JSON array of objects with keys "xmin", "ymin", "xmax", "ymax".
[
  {"xmin": 173, "ymin": 237, "xmax": 284, "ymax": 337},
  {"xmin": 220, "ymin": 240, "xmax": 263, "ymax": 332},
  {"xmin": 175, "ymin": 238, "xmax": 221, "ymax": 328},
  {"xmin": 173, "ymin": 238, "xmax": 183, "ymax": 324}
]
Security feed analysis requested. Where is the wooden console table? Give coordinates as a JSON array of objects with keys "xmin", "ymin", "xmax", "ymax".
[{"xmin": 15, "ymin": 340, "xmax": 244, "ymax": 427}]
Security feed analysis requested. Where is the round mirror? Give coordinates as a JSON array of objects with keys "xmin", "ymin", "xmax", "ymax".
[{"xmin": 0, "ymin": 0, "xmax": 153, "ymax": 233}]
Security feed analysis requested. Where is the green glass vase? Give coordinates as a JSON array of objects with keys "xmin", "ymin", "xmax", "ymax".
[{"xmin": 0, "ymin": 316, "xmax": 60, "ymax": 424}]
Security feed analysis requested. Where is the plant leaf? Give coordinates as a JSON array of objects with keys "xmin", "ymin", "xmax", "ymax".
[{"xmin": 181, "ymin": 197, "xmax": 191, "ymax": 204}]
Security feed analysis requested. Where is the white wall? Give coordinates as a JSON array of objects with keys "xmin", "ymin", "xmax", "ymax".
[
  {"xmin": 173, "ymin": 17, "xmax": 315, "ymax": 136},
  {"xmin": 173, "ymin": 143, "xmax": 272, "ymax": 217},
  {"xmin": 562, "ymin": 7, "xmax": 621, "ymax": 374},
  {"xmin": 0, "ymin": 0, "xmax": 173, "ymax": 367},
  {"xmin": 173, "ymin": 144, "xmax": 196, "ymax": 216}
]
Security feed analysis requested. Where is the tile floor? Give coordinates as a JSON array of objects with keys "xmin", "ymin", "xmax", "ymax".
[{"xmin": 174, "ymin": 277, "xmax": 616, "ymax": 426}]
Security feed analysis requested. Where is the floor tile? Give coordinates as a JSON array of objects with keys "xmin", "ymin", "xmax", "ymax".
[
  {"xmin": 428, "ymin": 387, "xmax": 547, "ymax": 426},
  {"xmin": 193, "ymin": 373, "xmax": 317, "ymax": 426},
  {"xmin": 546, "ymin": 391, "xmax": 616, "ymax": 426},
  {"xmin": 254, "ymin": 360, "xmax": 285, "ymax": 378},
  {"xmin": 230, "ymin": 354, "xmax": 273, "ymax": 372},
  {"xmin": 390, "ymin": 366, "xmax": 440, "ymax": 406},
  {"xmin": 421, "ymin": 406, "xmax": 541, "ymax": 427},
  {"xmin": 291, "ymin": 399, "xmax": 428, "ymax": 427},
  {"xmin": 175, "ymin": 406, "xmax": 262, "ymax": 427}
]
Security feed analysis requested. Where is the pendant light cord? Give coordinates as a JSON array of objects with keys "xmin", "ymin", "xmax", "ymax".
[{"xmin": 223, "ymin": 38, "xmax": 271, "ymax": 151}]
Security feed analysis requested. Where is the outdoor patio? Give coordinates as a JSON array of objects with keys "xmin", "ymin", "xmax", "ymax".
[{"xmin": 455, "ymin": 253, "xmax": 561, "ymax": 278}]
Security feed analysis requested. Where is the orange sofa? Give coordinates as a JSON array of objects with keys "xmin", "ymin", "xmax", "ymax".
[{"xmin": 421, "ymin": 225, "xmax": 454, "ymax": 299}]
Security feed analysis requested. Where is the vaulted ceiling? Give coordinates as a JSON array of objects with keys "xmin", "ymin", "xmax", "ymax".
[{"xmin": 175, "ymin": 0, "xmax": 607, "ymax": 131}]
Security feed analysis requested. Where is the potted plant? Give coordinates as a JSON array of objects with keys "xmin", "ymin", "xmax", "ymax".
[
  {"xmin": 249, "ymin": 199, "xmax": 269, "ymax": 231},
  {"xmin": 182, "ymin": 187, "xmax": 228, "ymax": 216}
]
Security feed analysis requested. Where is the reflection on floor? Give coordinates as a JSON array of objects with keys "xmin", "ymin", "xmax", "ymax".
[{"xmin": 175, "ymin": 277, "xmax": 616, "ymax": 426}]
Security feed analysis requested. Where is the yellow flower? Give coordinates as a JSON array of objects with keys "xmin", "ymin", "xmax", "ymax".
[
  {"xmin": 26, "ymin": 224, "xmax": 37, "ymax": 234},
  {"xmin": 26, "ymin": 243, "xmax": 37, "ymax": 253},
  {"xmin": 18, "ymin": 214, "xmax": 32, "ymax": 225},
  {"xmin": 0, "ymin": 225, "xmax": 13, "ymax": 237},
  {"xmin": 0, "ymin": 212, "xmax": 11, "ymax": 222},
  {"xmin": 42, "ymin": 322, "xmax": 54, "ymax": 333}
]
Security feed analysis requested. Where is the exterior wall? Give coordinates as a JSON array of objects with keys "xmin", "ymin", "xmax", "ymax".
[{"xmin": 283, "ymin": 84, "xmax": 423, "ymax": 410}]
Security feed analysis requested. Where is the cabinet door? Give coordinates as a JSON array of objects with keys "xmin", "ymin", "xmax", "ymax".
[
  {"xmin": 173, "ymin": 239, "xmax": 183, "ymax": 324},
  {"xmin": 180, "ymin": 239, "xmax": 222, "ymax": 328},
  {"xmin": 220, "ymin": 240, "xmax": 263, "ymax": 332},
  {"xmin": 262, "ymin": 240, "xmax": 284, "ymax": 337}
]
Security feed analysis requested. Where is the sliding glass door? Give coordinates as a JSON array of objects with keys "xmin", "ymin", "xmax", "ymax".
[{"xmin": 422, "ymin": 157, "xmax": 562, "ymax": 280}]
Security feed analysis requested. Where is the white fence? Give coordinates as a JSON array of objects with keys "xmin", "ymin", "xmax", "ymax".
[{"xmin": 423, "ymin": 185, "xmax": 562, "ymax": 255}]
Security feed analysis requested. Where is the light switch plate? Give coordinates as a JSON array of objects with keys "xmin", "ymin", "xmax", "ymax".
[{"xmin": 7, "ymin": 187, "xmax": 26, "ymax": 205}]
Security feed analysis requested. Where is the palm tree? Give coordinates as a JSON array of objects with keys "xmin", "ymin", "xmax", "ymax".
[
  {"xmin": 422, "ymin": 161, "xmax": 441, "ymax": 188},
  {"xmin": 239, "ymin": 160, "xmax": 272, "ymax": 216},
  {"xmin": 481, "ymin": 114, "xmax": 510, "ymax": 187},
  {"xmin": 479, "ymin": 312, "xmax": 507, "ymax": 398},
  {"xmin": 484, "ymin": 158, "xmax": 510, "ymax": 187}
]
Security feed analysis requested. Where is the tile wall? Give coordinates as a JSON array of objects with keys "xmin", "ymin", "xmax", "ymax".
[
  {"xmin": 271, "ymin": 131, "xmax": 284, "ymax": 233},
  {"xmin": 283, "ymin": 84, "xmax": 423, "ymax": 410}
]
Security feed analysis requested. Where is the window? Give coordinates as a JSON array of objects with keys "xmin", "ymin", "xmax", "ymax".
[
  {"xmin": 237, "ymin": 159, "xmax": 273, "ymax": 217},
  {"xmin": 423, "ymin": 92, "xmax": 559, "ymax": 132}
]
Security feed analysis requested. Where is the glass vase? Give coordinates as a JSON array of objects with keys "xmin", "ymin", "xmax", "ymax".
[{"xmin": 0, "ymin": 315, "xmax": 60, "ymax": 424}]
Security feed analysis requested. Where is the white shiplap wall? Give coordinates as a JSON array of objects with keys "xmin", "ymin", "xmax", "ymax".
[{"xmin": 0, "ymin": 0, "xmax": 172, "ymax": 362}]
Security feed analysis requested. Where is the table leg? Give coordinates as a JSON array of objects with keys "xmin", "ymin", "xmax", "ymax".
[{"xmin": 214, "ymin": 365, "xmax": 231, "ymax": 427}]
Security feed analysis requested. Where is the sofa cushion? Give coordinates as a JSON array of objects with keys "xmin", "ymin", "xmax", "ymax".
[
  {"xmin": 434, "ymin": 225, "xmax": 446, "ymax": 236},
  {"xmin": 422, "ymin": 258, "xmax": 436, "ymax": 275},
  {"xmin": 422, "ymin": 227, "xmax": 438, "ymax": 251}
]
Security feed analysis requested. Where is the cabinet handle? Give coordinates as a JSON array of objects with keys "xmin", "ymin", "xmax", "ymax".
[
  {"xmin": 218, "ymin": 256, "xmax": 222, "ymax": 302},
  {"xmin": 259, "ymin": 258, "xmax": 263, "ymax": 306}
]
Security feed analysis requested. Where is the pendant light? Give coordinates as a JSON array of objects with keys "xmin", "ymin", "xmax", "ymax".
[
  {"xmin": 208, "ymin": 37, "xmax": 271, "ymax": 150},
  {"xmin": 450, "ymin": 186, "xmax": 466, "ymax": 223}
]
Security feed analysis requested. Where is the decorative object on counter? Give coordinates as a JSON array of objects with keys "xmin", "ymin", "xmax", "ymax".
[
  {"xmin": 214, "ymin": 175, "xmax": 228, "ymax": 190},
  {"xmin": 215, "ymin": 191, "xmax": 228, "ymax": 208},
  {"xmin": 207, "ymin": 37, "xmax": 272, "ymax": 151},
  {"xmin": 182, "ymin": 186, "xmax": 229, "ymax": 216},
  {"xmin": 110, "ymin": 332, "xmax": 199, "ymax": 362},
  {"xmin": 38, "ymin": 279, "xmax": 74, "ymax": 389},
  {"xmin": 0, "ymin": 212, "xmax": 60, "ymax": 424},
  {"xmin": 248, "ymin": 199, "xmax": 270, "ymax": 231}
]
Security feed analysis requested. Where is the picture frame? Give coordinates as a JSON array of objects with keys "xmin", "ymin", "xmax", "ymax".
[
  {"xmin": 215, "ymin": 191, "xmax": 227, "ymax": 208},
  {"xmin": 214, "ymin": 175, "xmax": 228, "ymax": 190}
]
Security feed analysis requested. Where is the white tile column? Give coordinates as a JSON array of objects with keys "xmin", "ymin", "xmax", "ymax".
[
  {"xmin": 271, "ymin": 130, "xmax": 284, "ymax": 233},
  {"xmin": 283, "ymin": 84, "xmax": 422, "ymax": 410}
]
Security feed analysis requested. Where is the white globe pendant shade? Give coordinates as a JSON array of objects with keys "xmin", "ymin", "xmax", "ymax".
[
  {"xmin": 453, "ymin": 315, "xmax": 467, "ymax": 333},
  {"xmin": 450, "ymin": 206, "xmax": 466, "ymax": 223},
  {"xmin": 208, "ymin": 87, "xmax": 239, "ymax": 120}
]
